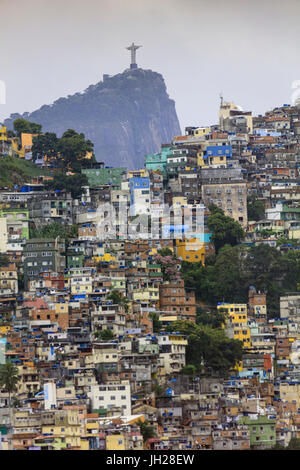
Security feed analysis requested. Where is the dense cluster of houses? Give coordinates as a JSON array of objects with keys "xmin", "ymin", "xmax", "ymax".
[{"xmin": 0, "ymin": 98, "xmax": 300, "ymax": 450}]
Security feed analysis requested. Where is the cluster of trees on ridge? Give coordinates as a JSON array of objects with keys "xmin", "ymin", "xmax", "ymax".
[{"xmin": 12, "ymin": 118, "xmax": 96, "ymax": 173}]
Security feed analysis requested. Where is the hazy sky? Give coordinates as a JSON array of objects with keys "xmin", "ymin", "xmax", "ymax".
[{"xmin": 1, "ymin": 0, "xmax": 300, "ymax": 131}]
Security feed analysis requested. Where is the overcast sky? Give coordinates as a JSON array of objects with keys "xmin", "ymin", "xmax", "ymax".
[{"xmin": 1, "ymin": 0, "xmax": 300, "ymax": 131}]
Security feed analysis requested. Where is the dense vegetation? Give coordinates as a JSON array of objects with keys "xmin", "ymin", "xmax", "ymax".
[
  {"xmin": 13, "ymin": 118, "xmax": 42, "ymax": 137},
  {"xmin": 44, "ymin": 173, "xmax": 89, "ymax": 199},
  {"xmin": 32, "ymin": 128, "xmax": 96, "ymax": 172},
  {"xmin": 168, "ymin": 320, "xmax": 243, "ymax": 376},
  {"xmin": 247, "ymin": 194, "xmax": 266, "ymax": 221},
  {"xmin": 181, "ymin": 243, "xmax": 300, "ymax": 318},
  {"xmin": 177, "ymin": 203, "xmax": 300, "ymax": 318},
  {"xmin": 3, "ymin": 118, "xmax": 94, "ymax": 197},
  {"xmin": 207, "ymin": 204, "xmax": 245, "ymax": 253},
  {"xmin": 30, "ymin": 222, "xmax": 78, "ymax": 241},
  {"xmin": 0, "ymin": 156, "xmax": 49, "ymax": 188}
]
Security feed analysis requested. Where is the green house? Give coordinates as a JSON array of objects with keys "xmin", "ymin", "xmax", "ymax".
[
  {"xmin": 240, "ymin": 416, "xmax": 276, "ymax": 449},
  {"xmin": 82, "ymin": 167, "xmax": 126, "ymax": 188}
]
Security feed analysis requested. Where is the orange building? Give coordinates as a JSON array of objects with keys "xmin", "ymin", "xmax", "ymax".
[
  {"xmin": 30, "ymin": 308, "xmax": 69, "ymax": 330},
  {"xmin": 159, "ymin": 279, "xmax": 196, "ymax": 322}
]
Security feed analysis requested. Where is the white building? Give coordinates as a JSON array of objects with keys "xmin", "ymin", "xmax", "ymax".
[
  {"xmin": 87, "ymin": 381, "xmax": 131, "ymax": 416},
  {"xmin": 0, "ymin": 218, "xmax": 7, "ymax": 253}
]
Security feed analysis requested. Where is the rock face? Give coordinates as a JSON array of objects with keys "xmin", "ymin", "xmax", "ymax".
[{"xmin": 4, "ymin": 68, "xmax": 181, "ymax": 169}]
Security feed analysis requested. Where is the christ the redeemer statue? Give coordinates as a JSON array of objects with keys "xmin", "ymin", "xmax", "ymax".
[{"xmin": 126, "ymin": 42, "xmax": 142, "ymax": 69}]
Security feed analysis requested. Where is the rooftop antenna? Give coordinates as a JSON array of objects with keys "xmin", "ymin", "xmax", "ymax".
[{"xmin": 219, "ymin": 91, "xmax": 223, "ymax": 107}]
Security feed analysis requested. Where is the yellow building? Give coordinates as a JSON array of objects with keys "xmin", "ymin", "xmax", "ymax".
[
  {"xmin": 159, "ymin": 314, "xmax": 180, "ymax": 328},
  {"xmin": 84, "ymin": 416, "xmax": 100, "ymax": 444},
  {"xmin": 217, "ymin": 303, "xmax": 248, "ymax": 323},
  {"xmin": 168, "ymin": 334, "xmax": 188, "ymax": 346},
  {"xmin": 132, "ymin": 287, "xmax": 159, "ymax": 303},
  {"xmin": 19, "ymin": 132, "xmax": 38, "ymax": 159},
  {"xmin": 106, "ymin": 434, "xmax": 128, "ymax": 450},
  {"xmin": 0, "ymin": 325, "xmax": 10, "ymax": 335},
  {"xmin": 0, "ymin": 126, "xmax": 7, "ymax": 141},
  {"xmin": 176, "ymin": 238, "xmax": 205, "ymax": 263},
  {"xmin": 208, "ymin": 155, "xmax": 227, "ymax": 167},
  {"xmin": 197, "ymin": 150, "xmax": 206, "ymax": 167},
  {"xmin": 80, "ymin": 439, "xmax": 90, "ymax": 450},
  {"xmin": 218, "ymin": 303, "xmax": 251, "ymax": 348},
  {"xmin": 21, "ymin": 132, "xmax": 37, "ymax": 149},
  {"xmin": 10, "ymin": 137, "xmax": 24, "ymax": 158},
  {"xmin": 42, "ymin": 409, "xmax": 82, "ymax": 449},
  {"xmin": 192, "ymin": 127, "xmax": 210, "ymax": 137},
  {"xmin": 70, "ymin": 283, "xmax": 93, "ymax": 295},
  {"xmin": 288, "ymin": 228, "xmax": 300, "ymax": 240},
  {"xmin": 54, "ymin": 302, "xmax": 69, "ymax": 315},
  {"xmin": 232, "ymin": 326, "xmax": 251, "ymax": 348},
  {"xmin": 70, "ymin": 273, "xmax": 93, "ymax": 295},
  {"xmin": 172, "ymin": 196, "xmax": 188, "ymax": 207},
  {"xmin": 280, "ymin": 383, "xmax": 300, "ymax": 408},
  {"xmin": 0, "ymin": 128, "xmax": 25, "ymax": 158},
  {"xmin": 92, "ymin": 253, "xmax": 116, "ymax": 263},
  {"xmin": 127, "ymin": 169, "xmax": 149, "ymax": 179},
  {"xmin": 41, "ymin": 425, "xmax": 82, "ymax": 448}
]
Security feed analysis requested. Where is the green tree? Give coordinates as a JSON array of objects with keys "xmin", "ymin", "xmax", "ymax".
[
  {"xmin": 212, "ymin": 244, "xmax": 246, "ymax": 303},
  {"xmin": 152, "ymin": 383, "xmax": 164, "ymax": 397},
  {"xmin": 272, "ymin": 442, "xmax": 285, "ymax": 450},
  {"xmin": 96, "ymin": 329, "xmax": 115, "ymax": 341},
  {"xmin": 107, "ymin": 290, "xmax": 129, "ymax": 312},
  {"xmin": 0, "ymin": 255, "xmax": 9, "ymax": 267},
  {"xmin": 168, "ymin": 320, "xmax": 243, "ymax": 377},
  {"xmin": 276, "ymin": 238, "xmax": 299, "ymax": 248},
  {"xmin": 157, "ymin": 247, "xmax": 173, "ymax": 257},
  {"xmin": 181, "ymin": 245, "xmax": 247, "ymax": 305},
  {"xmin": 287, "ymin": 437, "xmax": 300, "ymax": 450},
  {"xmin": 137, "ymin": 419, "xmax": 156, "ymax": 448},
  {"xmin": 7, "ymin": 130, "xmax": 16, "ymax": 138},
  {"xmin": 29, "ymin": 122, "xmax": 43, "ymax": 134},
  {"xmin": 45, "ymin": 173, "xmax": 89, "ymax": 199},
  {"xmin": 207, "ymin": 204, "xmax": 245, "ymax": 253},
  {"xmin": 180, "ymin": 364, "xmax": 197, "ymax": 376},
  {"xmin": 18, "ymin": 272, "xmax": 24, "ymax": 292},
  {"xmin": 244, "ymin": 244, "xmax": 298, "ymax": 317},
  {"xmin": 32, "ymin": 132, "xmax": 59, "ymax": 161},
  {"xmin": 30, "ymin": 222, "xmax": 78, "ymax": 242},
  {"xmin": 247, "ymin": 195, "xmax": 265, "ymax": 221},
  {"xmin": 13, "ymin": 118, "xmax": 42, "ymax": 137},
  {"xmin": 57, "ymin": 129, "xmax": 94, "ymax": 172},
  {"xmin": 181, "ymin": 261, "xmax": 207, "ymax": 300},
  {"xmin": 0, "ymin": 361, "xmax": 21, "ymax": 432},
  {"xmin": 196, "ymin": 306, "xmax": 227, "ymax": 328},
  {"xmin": 149, "ymin": 312, "xmax": 162, "ymax": 333},
  {"xmin": 259, "ymin": 229, "xmax": 276, "ymax": 238}
]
